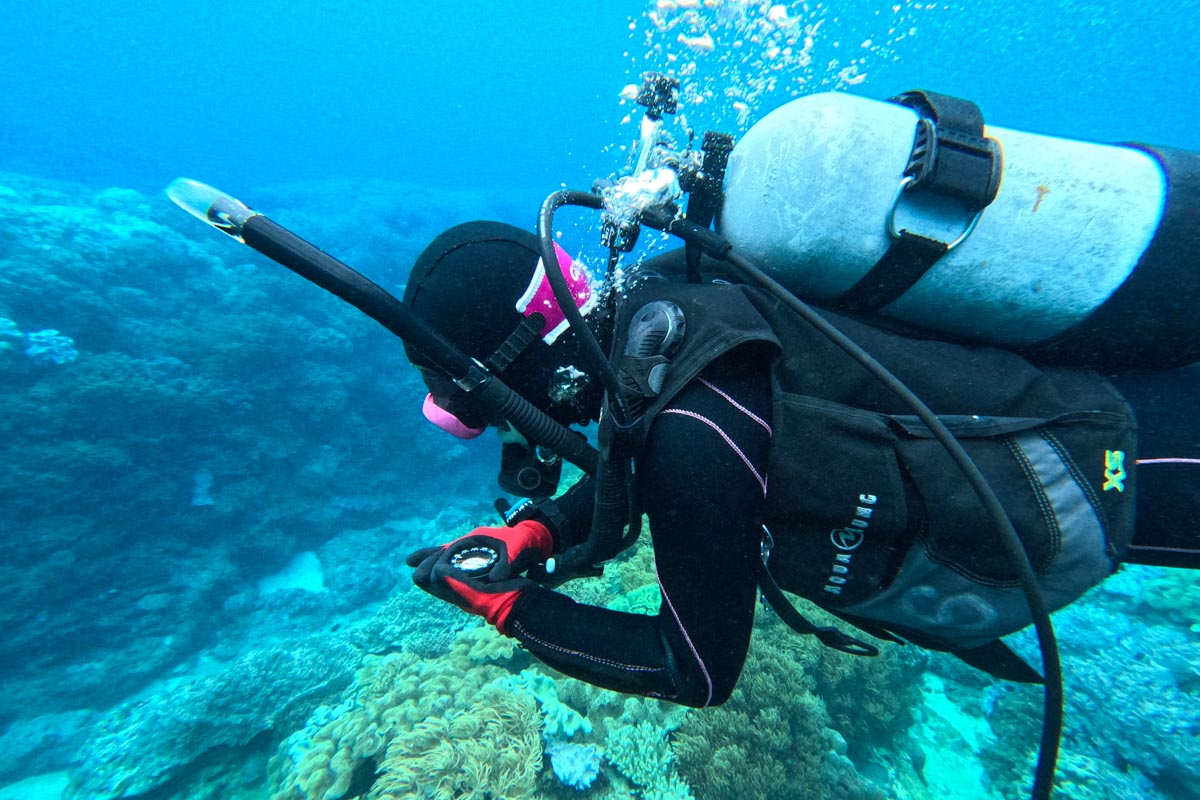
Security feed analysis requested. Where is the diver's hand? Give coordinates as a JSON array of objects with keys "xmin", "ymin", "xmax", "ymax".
[
  {"xmin": 405, "ymin": 520, "xmax": 553, "ymax": 582},
  {"xmin": 405, "ymin": 520, "xmax": 553, "ymax": 633},
  {"xmin": 411, "ymin": 560, "xmax": 536, "ymax": 633}
]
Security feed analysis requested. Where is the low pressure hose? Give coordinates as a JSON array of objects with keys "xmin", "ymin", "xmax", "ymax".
[
  {"xmin": 536, "ymin": 190, "xmax": 633, "ymax": 424},
  {"xmin": 536, "ymin": 190, "xmax": 643, "ymax": 574}
]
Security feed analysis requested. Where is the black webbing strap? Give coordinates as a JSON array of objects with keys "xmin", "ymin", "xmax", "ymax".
[
  {"xmin": 485, "ymin": 312, "xmax": 545, "ymax": 374},
  {"xmin": 837, "ymin": 231, "xmax": 949, "ymax": 313},
  {"xmin": 828, "ymin": 610, "xmax": 1045, "ymax": 683},
  {"xmin": 835, "ymin": 90, "xmax": 1002, "ymax": 314},
  {"xmin": 758, "ymin": 564, "xmax": 880, "ymax": 656},
  {"xmin": 893, "ymin": 90, "xmax": 1003, "ymax": 210}
]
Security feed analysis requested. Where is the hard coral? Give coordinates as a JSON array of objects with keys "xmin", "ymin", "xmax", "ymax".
[
  {"xmin": 1136, "ymin": 567, "xmax": 1200, "ymax": 632},
  {"xmin": 547, "ymin": 740, "xmax": 602, "ymax": 791},
  {"xmin": 605, "ymin": 720, "xmax": 692, "ymax": 798},
  {"xmin": 500, "ymin": 668, "xmax": 593, "ymax": 740},
  {"xmin": 69, "ymin": 640, "xmax": 358, "ymax": 800},
  {"xmin": 813, "ymin": 633, "xmax": 923, "ymax": 748}
]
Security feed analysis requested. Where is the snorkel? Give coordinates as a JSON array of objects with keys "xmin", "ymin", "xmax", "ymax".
[
  {"xmin": 165, "ymin": 178, "xmax": 599, "ymax": 482},
  {"xmin": 168, "ymin": 70, "xmax": 1061, "ymax": 799}
]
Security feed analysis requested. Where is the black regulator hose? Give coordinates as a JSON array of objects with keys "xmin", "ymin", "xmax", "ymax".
[
  {"xmin": 536, "ymin": 190, "xmax": 632, "ymax": 423},
  {"xmin": 651, "ymin": 212, "xmax": 1062, "ymax": 800},
  {"xmin": 536, "ymin": 190, "xmax": 643, "ymax": 574},
  {"xmin": 471, "ymin": 376, "xmax": 598, "ymax": 475}
]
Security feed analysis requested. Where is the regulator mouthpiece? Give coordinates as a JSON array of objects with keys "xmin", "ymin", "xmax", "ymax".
[{"xmin": 165, "ymin": 178, "xmax": 258, "ymax": 241}]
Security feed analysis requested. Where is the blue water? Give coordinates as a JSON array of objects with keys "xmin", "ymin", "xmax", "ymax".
[
  {"xmin": 5, "ymin": 1, "xmax": 1198, "ymax": 196},
  {"xmin": 1, "ymin": 2, "xmax": 1199, "ymax": 799}
]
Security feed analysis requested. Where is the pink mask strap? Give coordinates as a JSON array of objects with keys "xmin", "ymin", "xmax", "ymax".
[
  {"xmin": 514, "ymin": 241, "xmax": 596, "ymax": 344},
  {"xmin": 422, "ymin": 393, "xmax": 485, "ymax": 439}
]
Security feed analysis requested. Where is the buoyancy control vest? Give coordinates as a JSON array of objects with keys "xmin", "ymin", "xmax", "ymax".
[
  {"xmin": 616, "ymin": 259, "xmax": 1137, "ymax": 651},
  {"xmin": 718, "ymin": 90, "xmax": 1200, "ymax": 371}
]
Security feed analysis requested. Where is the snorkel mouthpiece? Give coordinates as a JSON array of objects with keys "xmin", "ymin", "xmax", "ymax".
[
  {"xmin": 166, "ymin": 178, "xmax": 258, "ymax": 241},
  {"xmin": 422, "ymin": 393, "xmax": 486, "ymax": 439}
]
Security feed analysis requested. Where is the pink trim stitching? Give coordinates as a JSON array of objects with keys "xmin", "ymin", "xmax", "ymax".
[
  {"xmin": 654, "ymin": 562, "xmax": 714, "ymax": 707},
  {"xmin": 660, "ymin": 408, "xmax": 767, "ymax": 495},
  {"xmin": 512, "ymin": 622, "xmax": 666, "ymax": 674},
  {"xmin": 698, "ymin": 378, "xmax": 772, "ymax": 435}
]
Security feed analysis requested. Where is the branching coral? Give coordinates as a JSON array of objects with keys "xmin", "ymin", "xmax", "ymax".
[
  {"xmin": 605, "ymin": 720, "xmax": 693, "ymax": 799},
  {"xmin": 812, "ymin": 631, "xmax": 923, "ymax": 748}
]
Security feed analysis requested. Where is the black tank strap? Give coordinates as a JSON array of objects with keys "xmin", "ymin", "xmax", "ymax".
[
  {"xmin": 837, "ymin": 231, "xmax": 949, "ymax": 313},
  {"xmin": 892, "ymin": 90, "xmax": 1003, "ymax": 211},
  {"xmin": 835, "ymin": 90, "xmax": 1002, "ymax": 314}
]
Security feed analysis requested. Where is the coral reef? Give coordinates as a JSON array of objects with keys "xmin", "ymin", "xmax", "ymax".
[
  {"xmin": 267, "ymin": 629, "xmax": 538, "ymax": 800},
  {"xmin": 0, "ymin": 711, "xmax": 93, "ymax": 784},
  {"xmin": 0, "ymin": 171, "xmax": 499, "ymax": 721},
  {"xmin": 813, "ymin": 629, "xmax": 924, "ymax": 748},
  {"xmin": 260, "ymin": 550, "xmax": 705, "ymax": 800},
  {"xmin": 547, "ymin": 741, "xmax": 602, "ymax": 791},
  {"xmin": 23, "ymin": 329, "xmax": 78, "ymax": 364},
  {"xmin": 984, "ymin": 593, "xmax": 1200, "ymax": 800},
  {"xmin": 606, "ymin": 720, "xmax": 693, "ymax": 800},
  {"xmin": 501, "ymin": 669, "xmax": 593, "ymax": 740},
  {"xmin": 371, "ymin": 686, "xmax": 543, "ymax": 800},
  {"xmin": 674, "ymin": 611, "xmax": 915, "ymax": 800},
  {"xmin": 1130, "ymin": 567, "xmax": 1200, "ymax": 633},
  {"xmin": 0, "ymin": 169, "xmax": 527, "ymax": 798},
  {"xmin": 69, "ymin": 639, "xmax": 359, "ymax": 799}
]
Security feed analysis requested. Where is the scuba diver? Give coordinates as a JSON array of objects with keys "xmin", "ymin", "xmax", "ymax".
[
  {"xmin": 401, "ymin": 217, "xmax": 1200, "ymax": 707},
  {"xmin": 167, "ymin": 82, "xmax": 1199, "ymax": 798}
]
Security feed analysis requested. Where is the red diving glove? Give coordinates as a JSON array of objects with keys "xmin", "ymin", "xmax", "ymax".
[{"xmin": 406, "ymin": 520, "xmax": 553, "ymax": 633}]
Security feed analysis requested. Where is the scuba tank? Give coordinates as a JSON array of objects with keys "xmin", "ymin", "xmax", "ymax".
[{"xmin": 718, "ymin": 90, "xmax": 1200, "ymax": 370}]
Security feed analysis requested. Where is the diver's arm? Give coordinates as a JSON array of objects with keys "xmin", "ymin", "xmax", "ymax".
[
  {"xmin": 536, "ymin": 474, "xmax": 595, "ymax": 551},
  {"xmin": 506, "ymin": 355, "xmax": 771, "ymax": 705},
  {"xmin": 508, "ymin": 587, "xmax": 704, "ymax": 701}
]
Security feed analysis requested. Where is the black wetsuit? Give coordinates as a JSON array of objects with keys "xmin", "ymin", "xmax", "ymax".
[
  {"xmin": 507, "ymin": 352, "xmax": 1200, "ymax": 708},
  {"xmin": 509, "ymin": 352, "xmax": 771, "ymax": 706},
  {"xmin": 1111, "ymin": 366, "xmax": 1200, "ymax": 568}
]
